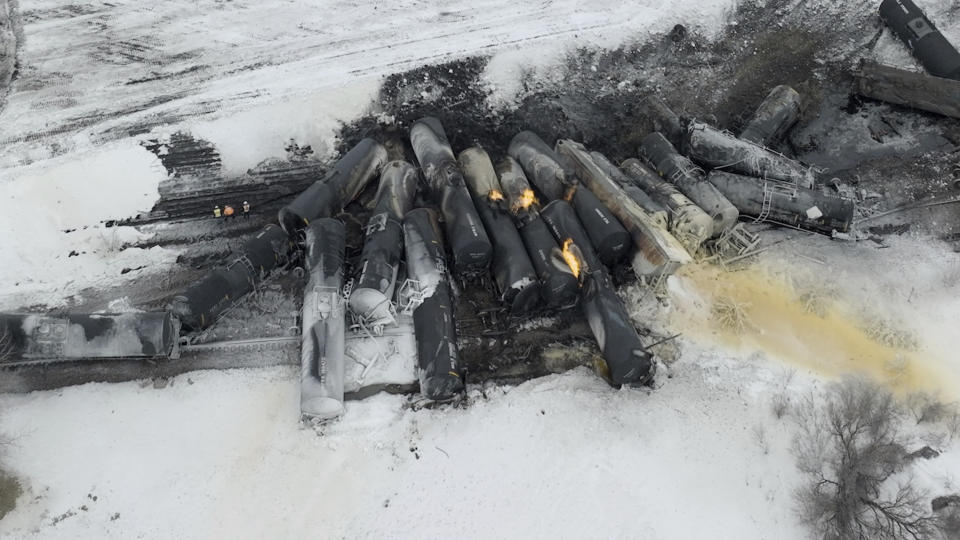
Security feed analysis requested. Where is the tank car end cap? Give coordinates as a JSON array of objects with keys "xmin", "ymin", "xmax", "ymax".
[
  {"xmin": 301, "ymin": 398, "xmax": 345, "ymax": 421},
  {"xmin": 421, "ymin": 375, "xmax": 464, "ymax": 402},
  {"xmin": 508, "ymin": 281, "xmax": 543, "ymax": 315}
]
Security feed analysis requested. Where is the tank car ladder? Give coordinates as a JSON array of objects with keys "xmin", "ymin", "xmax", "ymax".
[{"xmin": 754, "ymin": 181, "xmax": 798, "ymax": 223}]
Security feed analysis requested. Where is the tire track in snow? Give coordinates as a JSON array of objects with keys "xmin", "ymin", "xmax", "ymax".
[{"xmin": 0, "ymin": 0, "xmax": 647, "ymax": 165}]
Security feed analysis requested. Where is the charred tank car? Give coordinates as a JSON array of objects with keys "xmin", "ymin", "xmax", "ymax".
[
  {"xmin": 707, "ymin": 171, "xmax": 855, "ymax": 234},
  {"xmin": 555, "ymin": 140, "xmax": 691, "ymax": 278},
  {"xmin": 681, "ymin": 122, "xmax": 816, "ymax": 189},
  {"xmin": 508, "ymin": 131, "xmax": 632, "ymax": 268},
  {"xmin": 739, "ymin": 85, "xmax": 802, "ymax": 146},
  {"xmin": 403, "ymin": 208, "xmax": 464, "ymax": 401},
  {"xmin": 879, "ymin": 0, "xmax": 960, "ymax": 81},
  {"xmin": 495, "ymin": 157, "xmax": 579, "ymax": 310},
  {"xmin": 300, "ymin": 218, "xmax": 348, "ymax": 421},
  {"xmin": 458, "ymin": 147, "xmax": 541, "ymax": 314},
  {"xmin": 0, "ymin": 311, "xmax": 179, "ymax": 362},
  {"xmin": 279, "ymin": 138, "xmax": 388, "ymax": 235},
  {"xmin": 348, "ymin": 160, "xmax": 419, "ymax": 328},
  {"xmin": 539, "ymin": 200, "xmax": 655, "ymax": 386},
  {"xmin": 619, "ymin": 158, "xmax": 714, "ymax": 255},
  {"xmin": 640, "ymin": 132, "xmax": 739, "ymax": 237},
  {"xmin": 171, "ymin": 224, "xmax": 293, "ymax": 331},
  {"xmin": 410, "ymin": 117, "xmax": 492, "ymax": 278}
]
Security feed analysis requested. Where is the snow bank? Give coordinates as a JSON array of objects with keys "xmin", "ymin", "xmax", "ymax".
[{"xmin": 0, "ymin": 141, "xmax": 178, "ymax": 309}]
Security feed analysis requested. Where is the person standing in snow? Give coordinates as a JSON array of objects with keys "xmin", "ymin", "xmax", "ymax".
[{"xmin": 213, "ymin": 205, "xmax": 221, "ymax": 218}]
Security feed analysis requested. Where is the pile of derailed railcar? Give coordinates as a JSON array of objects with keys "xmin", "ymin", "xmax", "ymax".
[{"xmin": 2, "ymin": 0, "xmax": 959, "ymax": 422}]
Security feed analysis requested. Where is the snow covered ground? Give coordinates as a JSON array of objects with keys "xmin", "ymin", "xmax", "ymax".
[{"xmin": 3, "ymin": 0, "xmax": 960, "ymax": 538}]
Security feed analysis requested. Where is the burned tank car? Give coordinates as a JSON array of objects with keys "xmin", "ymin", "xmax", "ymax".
[
  {"xmin": 0, "ymin": 311, "xmax": 178, "ymax": 362},
  {"xmin": 681, "ymin": 122, "xmax": 816, "ymax": 189},
  {"xmin": 410, "ymin": 117, "xmax": 492, "ymax": 277},
  {"xmin": 640, "ymin": 132, "xmax": 739, "ymax": 237},
  {"xmin": 403, "ymin": 208, "xmax": 464, "ymax": 401},
  {"xmin": 496, "ymin": 157, "xmax": 579, "ymax": 310},
  {"xmin": 509, "ymin": 131, "xmax": 631, "ymax": 267},
  {"xmin": 879, "ymin": 0, "xmax": 960, "ymax": 81},
  {"xmin": 538, "ymin": 200, "xmax": 655, "ymax": 387},
  {"xmin": 349, "ymin": 160, "xmax": 419, "ymax": 327},
  {"xmin": 279, "ymin": 138, "xmax": 388, "ymax": 235},
  {"xmin": 739, "ymin": 85, "xmax": 802, "ymax": 146},
  {"xmin": 300, "ymin": 218, "xmax": 348, "ymax": 421},
  {"xmin": 171, "ymin": 224, "xmax": 293, "ymax": 331},
  {"xmin": 458, "ymin": 147, "xmax": 541, "ymax": 314},
  {"xmin": 707, "ymin": 171, "xmax": 855, "ymax": 234}
]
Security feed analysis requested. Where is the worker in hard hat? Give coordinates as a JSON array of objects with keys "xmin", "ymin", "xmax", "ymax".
[
  {"xmin": 223, "ymin": 204, "xmax": 236, "ymax": 221},
  {"xmin": 213, "ymin": 205, "xmax": 221, "ymax": 218},
  {"xmin": 242, "ymin": 201, "xmax": 250, "ymax": 218}
]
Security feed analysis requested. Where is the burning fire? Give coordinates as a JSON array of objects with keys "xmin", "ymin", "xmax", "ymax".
[
  {"xmin": 514, "ymin": 189, "xmax": 538, "ymax": 211},
  {"xmin": 561, "ymin": 238, "xmax": 581, "ymax": 278},
  {"xmin": 488, "ymin": 189, "xmax": 504, "ymax": 202}
]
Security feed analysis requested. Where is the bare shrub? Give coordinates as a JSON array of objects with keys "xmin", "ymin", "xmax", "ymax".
[
  {"xmin": 792, "ymin": 377, "xmax": 938, "ymax": 539},
  {"xmin": 905, "ymin": 392, "xmax": 949, "ymax": 425},
  {"xmin": 712, "ymin": 295, "xmax": 753, "ymax": 334},
  {"xmin": 863, "ymin": 317, "xmax": 919, "ymax": 350},
  {"xmin": 771, "ymin": 368, "xmax": 796, "ymax": 419}
]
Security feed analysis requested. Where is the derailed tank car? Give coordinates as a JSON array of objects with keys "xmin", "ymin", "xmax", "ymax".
[
  {"xmin": 170, "ymin": 224, "xmax": 293, "ymax": 331},
  {"xmin": 879, "ymin": 0, "xmax": 960, "ymax": 81},
  {"xmin": 349, "ymin": 160, "xmax": 419, "ymax": 328},
  {"xmin": 619, "ymin": 158, "xmax": 714, "ymax": 255},
  {"xmin": 707, "ymin": 171, "xmax": 855, "ymax": 234},
  {"xmin": 539, "ymin": 200, "xmax": 655, "ymax": 386},
  {"xmin": 458, "ymin": 147, "xmax": 541, "ymax": 314},
  {"xmin": 682, "ymin": 122, "xmax": 816, "ymax": 189},
  {"xmin": 508, "ymin": 131, "xmax": 632, "ymax": 268},
  {"xmin": 300, "ymin": 218, "xmax": 348, "ymax": 421},
  {"xmin": 410, "ymin": 117, "xmax": 492, "ymax": 277},
  {"xmin": 403, "ymin": 208, "xmax": 464, "ymax": 401},
  {"xmin": 740, "ymin": 85, "xmax": 802, "ymax": 146},
  {"xmin": 495, "ymin": 157, "xmax": 580, "ymax": 310},
  {"xmin": 640, "ymin": 132, "xmax": 739, "ymax": 237},
  {"xmin": 0, "ymin": 311, "xmax": 179, "ymax": 362},
  {"xmin": 555, "ymin": 140, "xmax": 690, "ymax": 278},
  {"xmin": 279, "ymin": 138, "xmax": 388, "ymax": 235}
]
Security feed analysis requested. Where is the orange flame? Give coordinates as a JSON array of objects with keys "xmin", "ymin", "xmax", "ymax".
[
  {"xmin": 561, "ymin": 238, "xmax": 581, "ymax": 278},
  {"xmin": 489, "ymin": 189, "xmax": 504, "ymax": 202},
  {"xmin": 515, "ymin": 189, "xmax": 538, "ymax": 211}
]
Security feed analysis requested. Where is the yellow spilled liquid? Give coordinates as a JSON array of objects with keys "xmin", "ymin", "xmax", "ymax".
[{"xmin": 669, "ymin": 263, "xmax": 954, "ymax": 397}]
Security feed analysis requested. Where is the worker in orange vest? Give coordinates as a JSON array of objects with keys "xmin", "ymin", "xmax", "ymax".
[
  {"xmin": 223, "ymin": 204, "xmax": 236, "ymax": 221},
  {"xmin": 213, "ymin": 205, "xmax": 221, "ymax": 218}
]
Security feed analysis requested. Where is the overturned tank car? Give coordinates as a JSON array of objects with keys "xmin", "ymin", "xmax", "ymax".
[
  {"xmin": 495, "ymin": 157, "xmax": 580, "ymax": 310},
  {"xmin": 349, "ymin": 160, "xmax": 419, "ymax": 328},
  {"xmin": 403, "ymin": 208, "xmax": 464, "ymax": 401},
  {"xmin": 279, "ymin": 138, "xmax": 388, "ymax": 235},
  {"xmin": 540, "ymin": 200, "xmax": 655, "ymax": 386},
  {"xmin": 170, "ymin": 224, "xmax": 294, "ymax": 331},
  {"xmin": 640, "ymin": 132, "xmax": 739, "ymax": 238},
  {"xmin": 459, "ymin": 147, "xmax": 542, "ymax": 314},
  {"xmin": 509, "ymin": 131, "xmax": 632, "ymax": 268},
  {"xmin": 410, "ymin": 117, "xmax": 492, "ymax": 278},
  {"xmin": 0, "ymin": 311, "xmax": 179, "ymax": 362},
  {"xmin": 707, "ymin": 171, "xmax": 855, "ymax": 234},
  {"xmin": 300, "ymin": 218, "xmax": 348, "ymax": 421}
]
